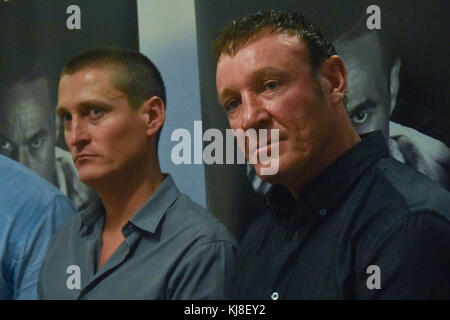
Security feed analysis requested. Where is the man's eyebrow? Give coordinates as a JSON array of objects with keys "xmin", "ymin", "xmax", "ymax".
[
  {"xmin": 218, "ymin": 88, "xmax": 237, "ymax": 105},
  {"xmin": 347, "ymin": 98, "xmax": 377, "ymax": 115},
  {"xmin": 24, "ymin": 129, "xmax": 48, "ymax": 143},
  {"xmin": 56, "ymin": 100, "xmax": 112, "ymax": 117},
  {"xmin": 80, "ymin": 100, "xmax": 111, "ymax": 108},
  {"xmin": 56, "ymin": 106, "xmax": 68, "ymax": 118},
  {"xmin": 0, "ymin": 133, "xmax": 14, "ymax": 145},
  {"xmin": 218, "ymin": 67, "xmax": 284, "ymax": 103}
]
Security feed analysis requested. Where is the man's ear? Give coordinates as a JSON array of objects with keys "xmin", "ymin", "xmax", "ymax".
[
  {"xmin": 319, "ymin": 55, "xmax": 347, "ymax": 106},
  {"xmin": 141, "ymin": 96, "xmax": 165, "ymax": 137},
  {"xmin": 389, "ymin": 58, "xmax": 401, "ymax": 115}
]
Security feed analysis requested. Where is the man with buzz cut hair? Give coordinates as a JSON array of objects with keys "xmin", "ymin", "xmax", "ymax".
[
  {"xmin": 38, "ymin": 47, "xmax": 236, "ymax": 300},
  {"xmin": 214, "ymin": 9, "xmax": 450, "ymax": 299}
]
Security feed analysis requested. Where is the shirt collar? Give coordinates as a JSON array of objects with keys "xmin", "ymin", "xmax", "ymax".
[
  {"xmin": 129, "ymin": 174, "xmax": 179, "ymax": 233},
  {"xmin": 79, "ymin": 196, "xmax": 104, "ymax": 234},
  {"xmin": 79, "ymin": 174, "xmax": 179, "ymax": 235},
  {"xmin": 265, "ymin": 131, "xmax": 389, "ymax": 219}
]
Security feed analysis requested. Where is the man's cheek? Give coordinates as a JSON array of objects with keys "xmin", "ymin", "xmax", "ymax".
[
  {"xmin": 35, "ymin": 143, "xmax": 55, "ymax": 165},
  {"xmin": 353, "ymin": 122, "xmax": 371, "ymax": 135}
]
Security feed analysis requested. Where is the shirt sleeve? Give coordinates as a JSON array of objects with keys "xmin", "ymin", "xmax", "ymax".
[
  {"xmin": 356, "ymin": 211, "xmax": 450, "ymax": 299},
  {"xmin": 167, "ymin": 239, "xmax": 236, "ymax": 300},
  {"xmin": 14, "ymin": 195, "xmax": 74, "ymax": 300}
]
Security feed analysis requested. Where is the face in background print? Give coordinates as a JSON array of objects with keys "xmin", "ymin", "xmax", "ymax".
[
  {"xmin": 0, "ymin": 77, "xmax": 56, "ymax": 184},
  {"xmin": 334, "ymin": 31, "xmax": 400, "ymax": 142}
]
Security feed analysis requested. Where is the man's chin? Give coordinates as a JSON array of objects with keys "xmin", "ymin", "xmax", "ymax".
[{"xmin": 77, "ymin": 170, "xmax": 105, "ymax": 187}]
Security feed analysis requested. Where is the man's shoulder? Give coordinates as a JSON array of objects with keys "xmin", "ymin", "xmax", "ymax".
[
  {"xmin": 165, "ymin": 193, "xmax": 237, "ymax": 246},
  {"xmin": 0, "ymin": 155, "xmax": 63, "ymax": 201},
  {"xmin": 44, "ymin": 207, "xmax": 82, "ymax": 249},
  {"xmin": 373, "ymin": 156, "xmax": 450, "ymax": 218},
  {"xmin": 0, "ymin": 155, "xmax": 74, "ymax": 225},
  {"xmin": 349, "ymin": 156, "xmax": 450, "ymax": 257},
  {"xmin": 350, "ymin": 157, "xmax": 450, "ymax": 298}
]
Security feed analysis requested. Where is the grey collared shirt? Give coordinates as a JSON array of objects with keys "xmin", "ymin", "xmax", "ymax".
[{"xmin": 38, "ymin": 175, "xmax": 237, "ymax": 300}]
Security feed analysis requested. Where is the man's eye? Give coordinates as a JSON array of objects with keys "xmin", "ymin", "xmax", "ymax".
[
  {"xmin": 60, "ymin": 113, "xmax": 72, "ymax": 122},
  {"xmin": 0, "ymin": 140, "xmax": 13, "ymax": 152},
  {"xmin": 30, "ymin": 137, "xmax": 43, "ymax": 149},
  {"xmin": 264, "ymin": 81, "xmax": 278, "ymax": 91},
  {"xmin": 351, "ymin": 112, "xmax": 368, "ymax": 124},
  {"xmin": 89, "ymin": 107, "xmax": 103, "ymax": 118},
  {"xmin": 225, "ymin": 99, "xmax": 240, "ymax": 111}
]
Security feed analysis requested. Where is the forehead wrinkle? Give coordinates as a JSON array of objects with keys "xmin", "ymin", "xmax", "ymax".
[{"xmin": 102, "ymin": 86, "xmax": 126, "ymax": 101}]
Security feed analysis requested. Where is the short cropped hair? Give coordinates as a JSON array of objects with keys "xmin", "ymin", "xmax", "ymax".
[
  {"xmin": 61, "ymin": 47, "xmax": 166, "ymax": 143},
  {"xmin": 213, "ymin": 9, "xmax": 337, "ymax": 74}
]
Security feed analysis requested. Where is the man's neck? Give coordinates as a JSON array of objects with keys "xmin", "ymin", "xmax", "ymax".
[
  {"xmin": 286, "ymin": 121, "xmax": 361, "ymax": 200},
  {"xmin": 96, "ymin": 164, "xmax": 165, "ymax": 233}
]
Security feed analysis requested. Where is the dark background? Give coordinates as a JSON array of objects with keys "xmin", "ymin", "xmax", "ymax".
[{"xmin": 0, "ymin": 0, "xmax": 139, "ymax": 148}]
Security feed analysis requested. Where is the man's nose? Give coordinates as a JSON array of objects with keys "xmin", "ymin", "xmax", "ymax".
[
  {"xmin": 66, "ymin": 117, "xmax": 90, "ymax": 150},
  {"xmin": 240, "ymin": 92, "xmax": 270, "ymax": 131},
  {"xmin": 18, "ymin": 147, "xmax": 31, "ymax": 168}
]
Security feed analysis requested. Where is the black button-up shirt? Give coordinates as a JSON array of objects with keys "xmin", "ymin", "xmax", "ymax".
[{"xmin": 230, "ymin": 131, "xmax": 450, "ymax": 299}]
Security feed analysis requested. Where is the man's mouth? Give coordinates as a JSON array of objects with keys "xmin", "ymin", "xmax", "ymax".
[{"xmin": 74, "ymin": 154, "xmax": 97, "ymax": 164}]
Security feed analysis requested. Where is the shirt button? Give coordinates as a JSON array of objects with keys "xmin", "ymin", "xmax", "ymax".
[
  {"xmin": 123, "ymin": 224, "xmax": 133, "ymax": 233},
  {"xmin": 271, "ymin": 291, "xmax": 279, "ymax": 300},
  {"xmin": 319, "ymin": 208, "xmax": 327, "ymax": 216}
]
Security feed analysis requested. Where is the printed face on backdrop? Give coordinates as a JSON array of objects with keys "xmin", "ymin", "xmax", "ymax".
[
  {"xmin": 335, "ymin": 32, "xmax": 399, "ymax": 141},
  {"xmin": 0, "ymin": 77, "xmax": 56, "ymax": 183},
  {"xmin": 216, "ymin": 31, "xmax": 337, "ymax": 184},
  {"xmin": 57, "ymin": 67, "xmax": 150, "ymax": 187}
]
